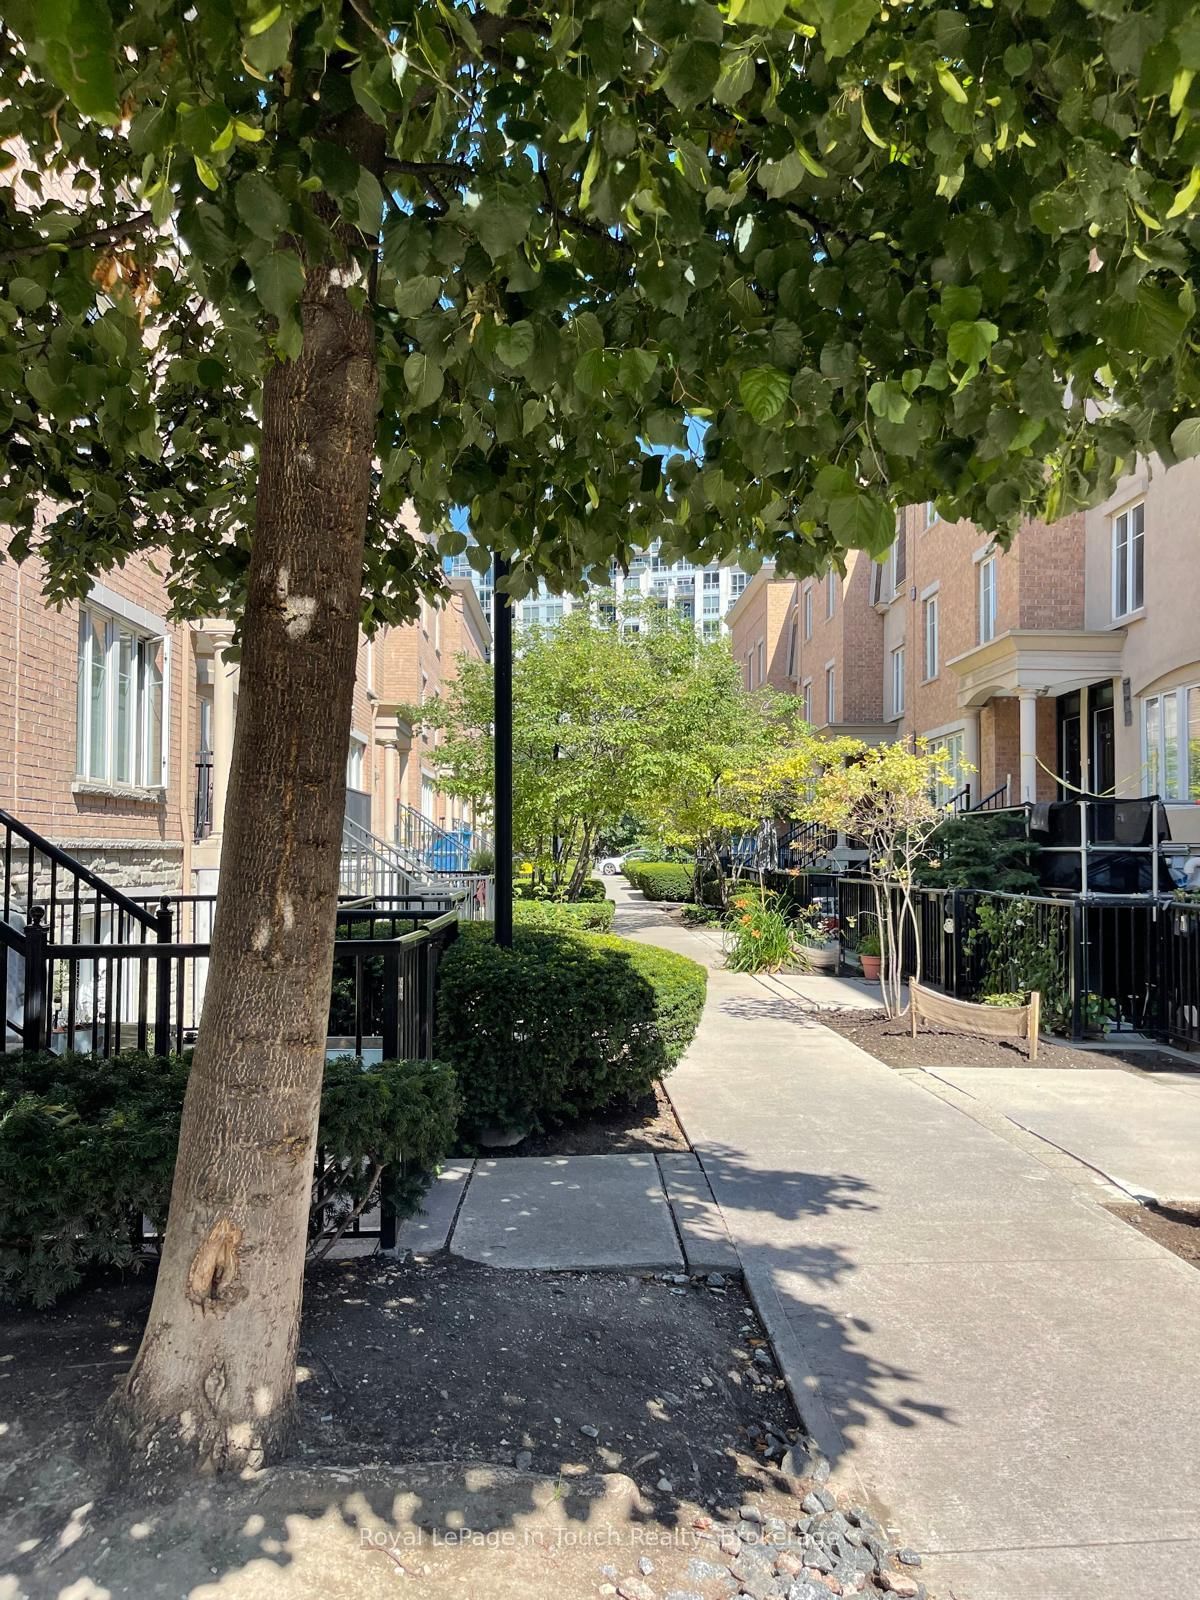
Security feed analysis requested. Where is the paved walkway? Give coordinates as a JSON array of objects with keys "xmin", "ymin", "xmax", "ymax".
[{"xmin": 609, "ymin": 881, "xmax": 1200, "ymax": 1600}]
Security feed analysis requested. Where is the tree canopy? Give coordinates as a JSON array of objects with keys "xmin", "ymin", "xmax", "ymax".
[{"xmin": 4, "ymin": 0, "xmax": 1199, "ymax": 623}]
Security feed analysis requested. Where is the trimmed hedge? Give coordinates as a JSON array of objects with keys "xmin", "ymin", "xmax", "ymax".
[
  {"xmin": 0, "ymin": 1050, "xmax": 459, "ymax": 1307},
  {"xmin": 513, "ymin": 898, "xmax": 615, "ymax": 932},
  {"xmin": 435, "ymin": 924, "xmax": 707, "ymax": 1138},
  {"xmin": 513, "ymin": 876, "xmax": 608, "ymax": 903},
  {"xmin": 625, "ymin": 860, "xmax": 693, "ymax": 902}
]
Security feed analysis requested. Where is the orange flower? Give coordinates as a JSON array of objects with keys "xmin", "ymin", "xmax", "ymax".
[
  {"xmin": 739, "ymin": 914, "xmax": 751, "ymax": 925},
  {"xmin": 751, "ymin": 928, "xmax": 762, "ymax": 939}
]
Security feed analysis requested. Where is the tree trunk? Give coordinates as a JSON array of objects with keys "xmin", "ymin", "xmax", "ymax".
[{"xmin": 105, "ymin": 142, "xmax": 380, "ymax": 1470}]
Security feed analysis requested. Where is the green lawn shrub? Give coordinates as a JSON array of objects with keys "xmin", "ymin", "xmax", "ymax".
[
  {"xmin": 624, "ymin": 861, "xmax": 693, "ymax": 901},
  {"xmin": 0, "ymin": 1050, "xmax": 459, "ymax": 1307},
  {"xmin": 513, "ymin": 898, "xmax": 615, "ymax": 932},
  {"xmin": 436, "ymin": 925, "xmax": 707, "ymax": 1139}
]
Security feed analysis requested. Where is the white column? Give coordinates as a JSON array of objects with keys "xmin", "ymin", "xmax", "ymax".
[
  {"xmin": 962, "ymin": 711, "xmax": 981, "ymax": 806},
  {"xmin": 211, "ymin": 631, "xmax": 237, "ymax": 838},
  {"xmin": 1018, "ymin": 691, "xmax": 1039, "ymax": 803}
]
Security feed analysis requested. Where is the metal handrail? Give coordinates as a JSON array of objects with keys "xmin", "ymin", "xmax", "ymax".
[{"xmin": 0, "ymin": 804, "xmax": 159, "ymax": 928}]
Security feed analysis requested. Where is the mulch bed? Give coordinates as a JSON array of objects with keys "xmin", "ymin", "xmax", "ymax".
[
  {"xmin": 0, "ymin": 1255, "xmax": 803, "ymax": 1544},
  {"xmin": 822, "ymin": 1007, "xmax": 1193, "ymax": 1074},
  {"xmin": 1109, "ymin": 1202, "xmax": 1200, "ymax": 1270},
  {"xmin": 475, "ymin": 1081, "xmax": 690, "ymax": 1158}
]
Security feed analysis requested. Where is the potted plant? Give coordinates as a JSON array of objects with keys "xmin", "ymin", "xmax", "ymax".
[
  {"xmin": 800, "ymin": 908, "xmax": 840, "ymax": 973},
  {"xmin": 858, "ymin": 928, "xmax": 883, "ymax": 983}
]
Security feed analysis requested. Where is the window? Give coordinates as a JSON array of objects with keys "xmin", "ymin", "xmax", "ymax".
[
  {"xmin": 730, "ymin": 571, "xmax": 748, "ymax": 599},
  {"xmin": 745, "ymin": 653, "xmax": 754, "ymax": 689},
  {"xmin": 1144, "ymin": 683, "xmax": 1200, "ymax": 801},
  {"xmin": 346, "ymin": 735, "xmax": 367, "ymax": 791},
  {"xmin": 703, "ymin": 568, "xmax": 720, "ymax": 588},
  {"xmin": 923, "ymin": 594, "xmax": 939, "ymax": 681},
  {"xmin": 803, "ymin": 584, "xmax": 813, "ymax": 640},
  {"xmin": 702, "ymin": 619, "xmax": 719, "ymax": 640},
  {"xmin": 925, "ymin": 501, "xmax": 939, "ymax": 529},
  {"xmin": 75, "ymin": 607, "xmax": 166, "ymax": 788},
  {"xmin": 978, "ymin": 555, "xmax": 997, "ymax": 644},
  {"xmin": 758, "ymin": 638, "xmax": 766, "ymax": 683},
  {"xmin": 1112, "ymin": 501, "xmax": 1145, "ymax": 619},
  {"xmin": 892, "ymin": 531, "xmax": 906, "ymax": 595},
  {"xmin": 891, "ymin": 645, "xmax": 905, "ymax": 718},
  {"xmin": 933, "ymin": 732, "xmax": 966, "ymax": 807},
  {"xmin": 825, "ymin": 664, "xmax": 836, "ymax": 724},
  {"xmin": 786, "ymin": 615, "xmax": 798, "ymax": 678},
  {"xmin": 826, "ymin": 572, "xmax": 837, "ymax": 618},
  {"xmin": 800, "ymin": 679, "xmax": 812, "ymax": 722}
]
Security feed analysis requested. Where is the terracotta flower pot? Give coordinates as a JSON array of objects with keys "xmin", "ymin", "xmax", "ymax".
[{"xmin": 860, "ymin": 953, "xmax": 882, "ymax": 982}]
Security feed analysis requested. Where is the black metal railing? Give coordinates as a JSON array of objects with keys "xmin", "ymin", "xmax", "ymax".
[
  {"xmin": 7, "ymin": 887, "xmax": 461, "ymax": 1064},
  {"xmin": 971, "ymin": 781, "xmax": 1012, "ymax": 812},
  {"xmin": 834, "ymin": 874, "xmax": 1200, "ymax": 1048},
  {"xmin": 194, "ymin": 758, "xmax": 215, "ymax": 841}
]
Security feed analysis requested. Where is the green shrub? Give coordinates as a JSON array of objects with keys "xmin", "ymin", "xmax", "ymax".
[
  {"xmin": 513, "ymin": 875, "xmax": 606, "ymax": 903},
  {"xmin": 513, "ymin": 898, "xmax": 615, "ymax": 932},
  {"xmin": 625, "ymin": 861, "xmax": 693, "ymax": 901},
  {"xmin": 0, "ymin": 1050, "xmax": 460, "ymax": 1307},
  {"xmin": 470, "ymin": 848, "xmax": 495, "ymax": 873},
  {"xmin": 435, "ymin": 925, "xmax": 707, "ymax": 1138}
]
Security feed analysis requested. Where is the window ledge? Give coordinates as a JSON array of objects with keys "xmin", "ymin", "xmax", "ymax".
[
  {"xmin": 72, "ymin": 779, "xmax": 164, "ymax": 803},
  {"xmin": 1113, "ymin": 607, "xmax": 1145, "ymax": 625},
  {"xmin": 921, "ymin": 673, "xmax": 939, "ymax": 685}
]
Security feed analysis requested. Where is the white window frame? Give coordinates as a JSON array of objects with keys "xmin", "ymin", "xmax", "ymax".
[
  {"xmin": 786, "ymin": 614, "xmax": 798, "ymax": 678},
  {"xmin": 757, "ymin": 637, "xmax": 766, "ymax": 684},
  {"xmin": 933, "ymin": 732, "xmax": 966, "ymax": 807},
  {"xmin": 346, "ymin": 734, "xmax": 368, "ymax": 791},
  {"xmin": 75, "ymin": 603, "xmax": 169, "ymax": 790},
  {"xmin": 924, "ymin": 501, "xmax": 940, "ymax": 529},
  {"xmin": 922, "ymin": 592, "xmax": 939, "ymax": 681},
  {"xmin": 800, "ymin": 677, "xmax": 812, "ymax": 722},
  {"xmin": 802, "ymin": 583, "xmax": 813, "ymax": 640},
  {"xmin": 826, "ymin": 571, "xmax": 837, "ymax": 618},
  {"xmin": 890, "ymin": 532, "xmax": 906, "ymax": 597},
  {"xmin": 825, "ymin": 662, "xmax": 836, "ymax": 725},
  {"xmin": 1143, "ymin": 682, "xmax": 1200, "ymax": 801},
  {"xmin": 1112, "ymin": 500, "xmax": 1145, "ymax": 620},
  {"xmin": 890, "ymin": 644, "xmax": 905, "ymax": 718},
  {"xmin": 978, "ymin": 554, "xmax": 997, "ymax": 644}
]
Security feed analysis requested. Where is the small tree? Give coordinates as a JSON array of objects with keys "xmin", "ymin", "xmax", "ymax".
[
  {"xmin": 423, "ymin": 599, "xmax": 728, "ymax": 897},
  {"xmin": 806, "ymin": 741, "xmax": 957, "ymax": 1016}
]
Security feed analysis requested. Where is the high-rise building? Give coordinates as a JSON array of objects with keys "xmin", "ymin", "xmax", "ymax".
[{"xmin": 444, "ymin": 538, "xmax": 750, "ymax": 638}]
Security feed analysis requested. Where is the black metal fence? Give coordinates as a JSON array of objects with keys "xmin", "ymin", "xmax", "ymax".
[
  {"xmin": 829, "ymin": 874, "xmax": 1200, "ymax": 1049},
  {"xmin": 7, "ymin": 890, "xmax": 461, "ymax": 1063}
]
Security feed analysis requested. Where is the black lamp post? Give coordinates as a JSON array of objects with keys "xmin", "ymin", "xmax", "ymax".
[{"xmin": 492, "ymin": 553, "xmax": 513, "ymax": 947}]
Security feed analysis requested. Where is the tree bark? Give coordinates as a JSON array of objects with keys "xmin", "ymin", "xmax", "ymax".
[{"xmin": 105, "ymin": 116, "xmax": 381, "ymax": 1471}]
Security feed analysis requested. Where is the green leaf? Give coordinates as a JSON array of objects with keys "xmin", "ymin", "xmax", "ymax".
[
  {"xmin": 935, "ymin": 64, "xmax": 969, "ymax": 105},
  {"xmin": 1102, "ymin": 285, "xmax": 1190, "ymax": 359},
  {"xmin": 5, "ymin": 0, "xmax": 119, "ymax": 121},
  {"xmin": 1166, "ymin": 167, "xmax": 1200, "ymax": 219},
  {"xmin": 248, "ymin": 4, "xmax": 283, "ymax": 36},
  {"xmin": 495, "ymin": 321, "xmax": 535, "ymax": 368},
  {"xmin": 1170, "ymin": 417, "xmax": 1200, "ymax": 458},
  {"xmin": 472, "ymin": 193, "xmax": 533, "ymax": 260},
  {"xmin": 947, "ymin": 319, "xmax": 999, "ymax": 368},
  {"xmin": 393, "ymin": 275, "xmax": 442, "ymax": 316},
  {"xmin": 729, "ymin": 0, "xmax": 788, "ymax": 24},
  {"xmin": 826, "ymin": 490, "xmax": 895, "ymax": 556},
  {"xmin": 866, "ymin": 380, "xmax": 910, "ymax": 424},
  {"xmin": 619, "ymin": 348, "xmax": 658, "ymax": 393},
  {"xmin": 253, "ymin": 251, "xmax": 305, "ymax": 325},
  {"xmin": 663, "ymin": 41, "xmax": 721, "ymax": 109},
  {"xmin": 938, "ymin": 285, "xmax": 983, "ymax": 325},
  {"xmin": 236, "ymin": 172, "xmax": 290, "ymax": 241},
  {"xmin": 740, "ymin": 366, "xmax": 790, "ymax": 422},
  {"xmin": 404, "ymin": 352, "xmax": 445, "ymax": 408},
  {"xmin": 194, "ymin": 157, "xmax": 220, "ymax": 192},
  {"xmin": 574, "ymin": 347, "xmax": 610, "ymax": 398}
]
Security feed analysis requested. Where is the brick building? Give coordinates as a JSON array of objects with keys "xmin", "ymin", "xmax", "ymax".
[
  {"xmin": 729, "ymin": 461, "xmax": 1199, "ymax": 846},
  {"xmin": 2, "ymin": 550, "xmax": 489, "ymax": 899}
]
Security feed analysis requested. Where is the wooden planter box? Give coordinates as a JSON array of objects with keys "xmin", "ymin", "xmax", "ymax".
[{"xmin": 910, "ymin": 981, "xmax": 1041, "ymax": 1060}]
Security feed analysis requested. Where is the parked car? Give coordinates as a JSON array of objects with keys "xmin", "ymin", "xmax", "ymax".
[{"xmin": 596, "ymin": 853, "xmax": 627, "ymax": 875}]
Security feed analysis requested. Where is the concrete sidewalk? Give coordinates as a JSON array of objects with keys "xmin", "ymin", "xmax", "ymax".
[{"xmin": 610, "ymin": 881, "xmax": 1200, "ymax": 1600}]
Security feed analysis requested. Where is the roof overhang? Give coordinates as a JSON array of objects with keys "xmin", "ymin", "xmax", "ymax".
[
  {"xmin": 946, "ymin": 629, "xmax": 1127, "ymax": 708},
  {"xmin": 726, "ymin": 562, "xmax": 777, "ymax": 629}
]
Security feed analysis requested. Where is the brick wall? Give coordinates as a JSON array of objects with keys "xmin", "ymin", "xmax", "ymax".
[{"xmin": 0, "ymin": 551, "xmax": 191, "ymax": 888}]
